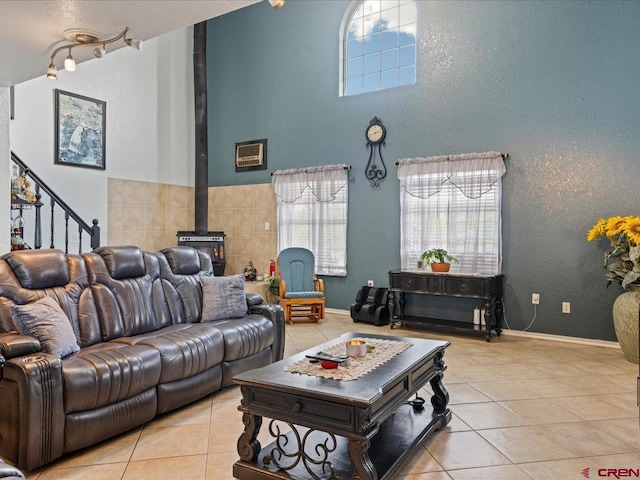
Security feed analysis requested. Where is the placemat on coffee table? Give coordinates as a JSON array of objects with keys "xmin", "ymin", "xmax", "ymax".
[{"xmin": 284, "ymin": 337, "xmax": 412, "ymax": 381}]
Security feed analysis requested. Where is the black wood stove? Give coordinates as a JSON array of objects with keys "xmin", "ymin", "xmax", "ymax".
[{"xmin": 177, "ymin": 231, "xmax": 225, "ymax": 276}]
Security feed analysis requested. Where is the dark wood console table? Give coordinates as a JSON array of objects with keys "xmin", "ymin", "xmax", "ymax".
[{"xmin": 388, "ymin": 270, "xmax": 505, "ymax": 341}]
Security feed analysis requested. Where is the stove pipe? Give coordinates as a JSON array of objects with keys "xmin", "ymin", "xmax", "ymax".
[{"xmin": 193, "ymin": 22, "xmax": 208, "ymax": 235}]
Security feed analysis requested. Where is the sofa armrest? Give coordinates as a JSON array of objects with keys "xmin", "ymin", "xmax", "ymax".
[
  {"xmin": 0, "ymin": 333, "xmax": 40, "ymax": 360},
  {"xmin": 0, "ymin": 353, "xmax": 65, "ymax": 471},
  {"xmin": 245, "ymin": 292, "xmax": 264, "ymax": 307},
  {"xmin": 249, "ymin": 303, "xmax": 285, "ymax": 361}
]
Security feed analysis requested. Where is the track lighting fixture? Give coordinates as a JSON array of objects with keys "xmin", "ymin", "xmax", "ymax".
[
  {"xmin": 46, "ymin": 27, "xmax": 142, "ymax": 80},
  {"xmin": 268, "ymin": 0, "xmax": 285, "ymax": 9}
]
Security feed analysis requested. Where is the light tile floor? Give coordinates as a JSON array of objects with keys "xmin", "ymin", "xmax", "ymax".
[{"xmin": 25, "ymin": 313, "xmax": 639, "ymax": 480}]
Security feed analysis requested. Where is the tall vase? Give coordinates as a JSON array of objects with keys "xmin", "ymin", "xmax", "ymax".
[{"xmin": 612, "ymin": 284, "xmax": 640, "ymax": 364}]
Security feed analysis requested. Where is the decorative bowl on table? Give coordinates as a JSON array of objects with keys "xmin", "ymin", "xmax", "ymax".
[{"xmin": 320, "ymin": 359, "xmax": 340, "ymax": 369}]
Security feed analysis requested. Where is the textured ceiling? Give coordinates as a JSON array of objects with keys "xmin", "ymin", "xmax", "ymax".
[{"xmin": 0, "ymin": 0, "xmax": 261, "ymax": 87}]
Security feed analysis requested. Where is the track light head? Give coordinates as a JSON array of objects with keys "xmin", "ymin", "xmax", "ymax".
[
  {"xmin": 125, "ymin": 38, "xmax": 143, "ymax": 50},
  {"xmin": 93, "ymin": 45, "xmax": 106, "ymax": 58},
  {"xmin": 46, "ymin": 62, "xmax": 57, "ymax": 80},
  {"xmin": 64, "ymin": 51, "xmax": 76, "ymax": 72}
]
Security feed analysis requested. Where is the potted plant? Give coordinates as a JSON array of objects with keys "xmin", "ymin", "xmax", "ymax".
[
  {"xmin": 588, "ymin": 215, "xmax": 640, "ymax": 363},
  {"xmin": 264, "ymin": 274, "xmax": 280, "ymax": 299},
  {"xmin": 420, "ymin": 248, "xmax": 458, "ymax": 273}
]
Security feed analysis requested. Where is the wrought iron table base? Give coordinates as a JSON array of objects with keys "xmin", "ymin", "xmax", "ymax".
[{"xmin": 234, "ymin": 376, "xmax": 450, "ymax": 480}]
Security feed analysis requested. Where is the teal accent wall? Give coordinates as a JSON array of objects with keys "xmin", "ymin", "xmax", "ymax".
[{"xmin": 207, "ymin": 0, "xmax": 640, "ymax": 341}]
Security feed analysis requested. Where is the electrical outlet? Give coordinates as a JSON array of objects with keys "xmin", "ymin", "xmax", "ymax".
[
  {"xmin": 562, "ymin": 302, "xmax": 570, "ymax": 314},
  {"xmin": 72, "ymin": 233, "xmax": 80, "ymax": 244},
  {"xmin": 264, "ymin": 222, "xmax": 270, "ymax": 231},
  {"xmin": 367, "ymin": 280, "xmax": 374, "ymax": 287},
  {"xmin": 532, "ymin": 293, "xmax": 540, "ymax": 305}
]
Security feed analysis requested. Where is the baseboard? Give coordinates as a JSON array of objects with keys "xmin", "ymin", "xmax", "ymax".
[
  {"xmin": 501, "ymin": 328, "xmax": 620, "ymax": 349},
  {"xmin": 325, "ymin": 308, "xmax": 350, "ymax": 316},
  {"xmin": 324, "ymin": 308, "xmax": 620, "ymax": 349}
]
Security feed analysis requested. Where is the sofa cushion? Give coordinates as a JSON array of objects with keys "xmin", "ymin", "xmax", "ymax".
[
  {"xmin": 112, "ymin": 323, "xmax": 225, "ymax": 383},
  {"xmin": 4, "ymin": 249, "xmax": 70, "ymax": 289},
  {"xmin": 83, "ymin": 249, "xmax": 165, "ymax": 338},
  {"xmin": 201, "ymin": 274, "xmax": 247, "ymax": 321},
  {"xmin": 208, "ymin": 315, "xmax": 274, "ymax": 362},
  {"xmin": 11, "ymin": 296, "xmax": 79, "ymax": 358},
  {"xmin": 93, "ymin": 246, "xmax": 146, "ymax": 280},
  {"xmin": 0, "ymin": 252, "xmax": 99, "ymax": 348},
  {"xmin": 160, "ymin": 246, "xmax": 202, "ymax": 275},
  {"xmin": 62, "ymin": 342, "xmax": 161, "ymax": 413}
]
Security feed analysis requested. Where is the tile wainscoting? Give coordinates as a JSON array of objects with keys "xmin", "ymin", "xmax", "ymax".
[
  {"xmin": 207, "ymin": 183, "xmax": 277, "ymax": 277},
  {"xmin": 107, "ymin": 179, "xmax": 277, "ymax": 277},
  {"xmin": 107, "ymin": 178, "xmax": 195, "ymax": 252}
]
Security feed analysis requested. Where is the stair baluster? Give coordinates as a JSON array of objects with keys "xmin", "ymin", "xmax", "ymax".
[
  {"xmin": 49, "ymin": 197, "xmax": 55, "ymax": 249},
  {"xmin": 34, "ymin": 185, "xmax": 42, "ymax": 250},
  {"xmin": 64, "ymin": 211, "xmax": 70, "ymax": 254},
  {"xmin": 91, "ymin": 220, "xmax": 100, "ymax": 249}
]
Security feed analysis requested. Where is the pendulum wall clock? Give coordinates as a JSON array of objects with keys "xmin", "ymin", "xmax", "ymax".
[{"xmin": 365, "ymin": 116, "xmax": 387, "ymax": 188}]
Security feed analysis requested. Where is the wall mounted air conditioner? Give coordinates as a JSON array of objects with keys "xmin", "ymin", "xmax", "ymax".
[{"xmin": 235, "ymin": 139, "xmax": 267, "ymax": 172}]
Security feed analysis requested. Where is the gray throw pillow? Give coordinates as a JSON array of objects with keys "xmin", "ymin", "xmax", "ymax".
[
  {"xmin": 11, "ymin": 296, "xmax": 80, "ymax": 358},
  {"xmin": 201, "ymin": 274, "xmax": 248, "ymax": 321}
]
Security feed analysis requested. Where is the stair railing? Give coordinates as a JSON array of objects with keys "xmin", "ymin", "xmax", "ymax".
[{"xmin": 10, "ymin": 152, "xmax": 100, "ymax": 254}]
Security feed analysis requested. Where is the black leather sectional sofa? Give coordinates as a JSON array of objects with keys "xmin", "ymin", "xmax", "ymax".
[{"xmin": 0, "ymin": 245, "xmax": 285, "ymax": 471}]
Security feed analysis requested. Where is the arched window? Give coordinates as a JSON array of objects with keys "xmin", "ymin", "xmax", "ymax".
[{"xmin": 340, "ymin": 0, "xmax": 417, "ymax": 96}]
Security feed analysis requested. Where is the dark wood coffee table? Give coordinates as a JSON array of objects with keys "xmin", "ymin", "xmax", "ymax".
[{"xmin": 233, "ymin": 332, "xmax": 451, "ymax": 480}]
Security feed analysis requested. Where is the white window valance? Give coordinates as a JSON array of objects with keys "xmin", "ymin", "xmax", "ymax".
[
  {"xmin": 397, "ymin": 151, "xmax": 506, "ymax": 200},
  {"xmin": 272, "ymin": 164, "xmax": 349, "ymax": 203}
]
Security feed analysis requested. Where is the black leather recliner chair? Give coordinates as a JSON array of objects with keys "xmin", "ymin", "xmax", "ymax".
[{"xmin": 350, "ymin": 286, "xmax": 390, "ymax": 326}]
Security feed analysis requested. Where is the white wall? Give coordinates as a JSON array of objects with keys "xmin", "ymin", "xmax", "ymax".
[
  {"xmin": 8, "ymin": 27, "xmax": 195, "ymax": 250},
  {"xmin": 0, "ymin": 88, "xmax": 9, "ymax": 253}
]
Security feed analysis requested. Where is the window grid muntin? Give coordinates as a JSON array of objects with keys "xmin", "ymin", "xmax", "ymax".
[{"xmin": 342, "ymin": 0, "xmax": 416, "ymax": 96}]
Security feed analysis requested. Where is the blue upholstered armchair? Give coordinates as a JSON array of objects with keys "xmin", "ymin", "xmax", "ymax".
[{"xmin": 276, "ymin": 247, "xmax": 325, "ymax": 325}]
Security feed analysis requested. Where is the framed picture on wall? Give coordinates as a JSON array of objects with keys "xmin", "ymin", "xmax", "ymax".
[{"xmin": 54, "ymin": 89, "xmax": 106, "ymax": 170}]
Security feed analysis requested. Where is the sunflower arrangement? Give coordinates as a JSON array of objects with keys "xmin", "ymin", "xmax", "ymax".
[{"xmin": 588, "ymin": 215, "xmax": 640, "ymax": 288}]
